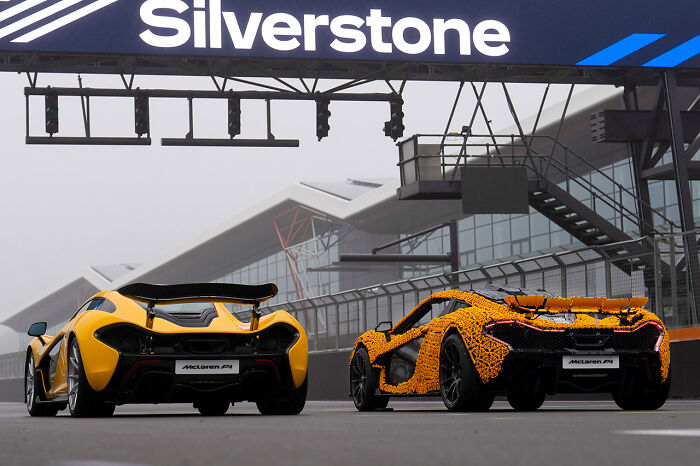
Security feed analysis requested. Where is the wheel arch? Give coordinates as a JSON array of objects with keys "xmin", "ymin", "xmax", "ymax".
[
  {"xmin": 348, "ymin": 339, "xmax": 370, "ymax": 367},
  {"xmin": 350, "ymin": 342, "xmax": 367, "ymax": 359},
  {"xmin": 442, "ymin": 322, "xmax": 497, "ymax": 385},
  {"xmin": 441, "ymin": 326, "xmax": 475, "ymax": 362},
  {"xmin": 66, "ymin": 327, "xmax": 119, "ymax": 393}
]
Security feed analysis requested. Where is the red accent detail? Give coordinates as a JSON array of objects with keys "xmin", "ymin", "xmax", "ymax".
[
  {"xmin": 121, "ymin": 359, "xmax": 160, "ymax": 384},
  {"xmin": 485, "ymin": 320, "xmax": 666, "ymax": 352},
  {"xmin": 254, "ymin": 358, "xmax": 281, "ymax": 383},
  {"xmin": 484, "ymin": 320, "xmax": 566, "ymax": 349},
  {"xmin": 612, "ymin": 321, "xmax": 665, "ymax": 351},
  {"xmin": 484, "ymin": 320, "xmax": 566, "ymax": 332},
  {"xmin": 482, "ymin": 331, "xmax": 513, "ymax": 350}
]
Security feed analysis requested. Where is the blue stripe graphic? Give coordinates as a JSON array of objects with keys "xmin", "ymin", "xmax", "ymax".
[
  {"xmin": 644, "ymin": 35, "xmax": 700, "ymax": 67},
  {"xmin": 577, "ymin": 33, "xmax": 665, "ymax": 66}
]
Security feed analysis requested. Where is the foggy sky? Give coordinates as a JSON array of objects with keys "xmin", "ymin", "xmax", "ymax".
[{"xmin": 0, "ymin": 72, "xmax": 589, "ymax": 323}]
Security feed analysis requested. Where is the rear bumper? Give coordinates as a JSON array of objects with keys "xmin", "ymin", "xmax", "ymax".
[
  {"xmin": 101, "ymin": 353, "xmax": 297, "ymax": 404},
  {"xmin": 490, "ymin": 350, "xmax": 664, "ymax": 395}
]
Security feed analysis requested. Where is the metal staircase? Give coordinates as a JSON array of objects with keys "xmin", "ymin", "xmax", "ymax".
[
  {"xmin": 528, "ymin": 179, "xmax": 654, "ymax": 273},
  {"xmin": 397, "ymin": 133, "xmax": 679, "ymax": 277}
]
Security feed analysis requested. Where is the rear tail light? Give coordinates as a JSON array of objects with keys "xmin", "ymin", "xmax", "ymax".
[
  {"xmin": 483, "ymin": 320, "xmax": 663, "ymax": 351},
  {"xmin": 95, "ymin": 325, "xmax": 150, "ymax": 353},
  {"xmin": 95, "ymin": 323, "xmax": 300, "ymax": 355}
]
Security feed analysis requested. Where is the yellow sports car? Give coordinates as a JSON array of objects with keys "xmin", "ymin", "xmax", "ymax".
[
  {"xmin": 349, "ymin": 286, "xmax": 670, "ymax": 412},
  {"xmin": 25, "ymin": 283, "xmax": 308, "ymax": 417}
]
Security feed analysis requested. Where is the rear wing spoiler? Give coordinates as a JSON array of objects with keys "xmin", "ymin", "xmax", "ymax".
[
  {"xmin": 503, "ymin": 295, "xmax": 648, "ymax": 314},
  {"xmin": 117, "ymin": 282, "xmax": 278, "ymax": 306}
]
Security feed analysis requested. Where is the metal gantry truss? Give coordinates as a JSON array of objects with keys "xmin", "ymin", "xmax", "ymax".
[
  {"xmin": 22, "ymin": 73, "xmax": 406, "ymax": 146},
  {"xmin": 5, "ymin": 51, "xmax": 700, "ymax": 86}
]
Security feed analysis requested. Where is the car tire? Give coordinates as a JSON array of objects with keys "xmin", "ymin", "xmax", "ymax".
[
  {"xmin": 256, "ymin": 375, "xmax": 307, "ymax": 415},
  {"xmin": 25, "ymin": 354, "xmax": 59, "ymax": 417},
  {"xmin": 373, "ymin": 396, "xmax": 390, "ymax": 410},
  {"xmin": 506, "ymin": 383, "xmax": 546, "ymax": 411},
  {"xmin": 439, "ymin": 333, "xmax": 494, "ymax": 412},
  {"xmin": 96, "ymin": 403, "xmax": 116, "ymax": 417},
  {"xmin": 196, "ymin": 400, "xmax": 230, "ymax": 416},
  {"xmin": 68, "ymin": 338, "xmax": 112, "ymax": 417},
  {"xmin": 350, "ymin": 348, "xmax": 387, "ymax": 411},
  {"xmin": 613, "ymin": 369, "xmax": 671, "ymax": 411}
]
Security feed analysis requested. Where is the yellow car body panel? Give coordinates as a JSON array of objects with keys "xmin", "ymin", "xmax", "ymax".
[
  {"xmin": 26, "ymin": 288, "xmax": 309, "ymax": 400},
  {"xmin": 351, "ymin": 290, "xmax": 670, "ymax": 396}
]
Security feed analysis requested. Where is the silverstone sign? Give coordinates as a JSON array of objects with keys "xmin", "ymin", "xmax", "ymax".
[{"xmin": 0, "ymin": 0, "xmax": 699, "ymax": 69}]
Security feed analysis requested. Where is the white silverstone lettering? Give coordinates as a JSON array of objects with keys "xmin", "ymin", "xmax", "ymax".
[
  {"xmin": 139, "ymin": 0, "xmax": 191, "ymax": 48},
  {"xmin": 392, "ymin": 17, "xmax": 432, "ymax": 55},
  {"xmin": 330, "ymin": 15, "xmax": 366, "ymax": 53},
  {"xmin": 137, "ymin": 2, "xmax": 511, "ymax": 58},
  {"xmin": 303, "ymin": 14, "xmax": 329, "ymax": 51},
  {"xmin": 209, "ymin": 0, "xmax": 222, "ymax": 48},
  {"xmin": 433, "ymin": 18, "xmax": 471, "ymax": 55},
  {"xmin": 193, "ymin": 7, "xmax": 206, "ymax": 48},
  {"xmin": 222, "ymin": 11, "xmax": 262, "ymax": 50},
  {"xmin": 261, "ymin": 13, "xmax": 302, "ymax": 51},
  {"xmin": 473, "ymin": 20, "xmax": 510, "ymax": 57},
  {"xmin": 365, "ymin": 9, "xmax": 392, "ymax": 53}
]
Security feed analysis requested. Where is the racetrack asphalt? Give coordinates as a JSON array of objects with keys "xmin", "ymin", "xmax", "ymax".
[{"xmin": 1, "ymin": 400, "xmax": 699, "ymax": 466}]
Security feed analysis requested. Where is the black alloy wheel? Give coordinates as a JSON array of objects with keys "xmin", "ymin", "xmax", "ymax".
[
  {"xmin": 439, "ymin": 333, "xmax": 494, "ymax": 412},
  {"xmin": 439, "ymin": 336, "xmax": 464, "ymax": 408},
  {"xmin": 350, "ymin": 347, "xmax": 387, "ymax": 411}
]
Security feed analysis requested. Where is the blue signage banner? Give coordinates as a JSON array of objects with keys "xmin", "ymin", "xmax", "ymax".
[{"xmin": 0, "ymin": 0, "xmax": 698, "ymax": 69}]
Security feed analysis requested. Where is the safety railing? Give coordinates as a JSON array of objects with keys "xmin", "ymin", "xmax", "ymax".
[
  {"xmin": 0, "ymin": 351, "xmax": 23, "ymax": 380},
  {"xmin": 245, "ymin": 232, "xmax": 699, "ymax": 353},
  {"xmin": 397, "ymin": 134, "xmax": 679, "ymax": 236}
]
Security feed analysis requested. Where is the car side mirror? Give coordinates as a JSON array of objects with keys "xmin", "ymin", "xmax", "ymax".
[
  {"xmin": 27, "ymin": 322, "xmax": 47, "ymax": 337},
  {"xmin": 375, "ymin": 321, "xmax": 392, "ymax": 332}
]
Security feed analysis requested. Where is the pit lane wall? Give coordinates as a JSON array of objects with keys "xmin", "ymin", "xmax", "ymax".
[{"xmin": 2, "ymin": 339, "xmax": 700, "ymax": 402}]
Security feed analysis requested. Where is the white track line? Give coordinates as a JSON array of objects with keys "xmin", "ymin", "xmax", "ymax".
[{"xmin": 616, "ymin": 428, "xmax": 700, "ymax": 437}]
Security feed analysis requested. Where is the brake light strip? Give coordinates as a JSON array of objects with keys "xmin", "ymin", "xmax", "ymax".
[
  {"xmin": 121, "ymin": 359, "xmax": 161, "ymax": 384},
  {"xmin": 254, "ymin": 358, "xmax": 281, "ymax": 383}
]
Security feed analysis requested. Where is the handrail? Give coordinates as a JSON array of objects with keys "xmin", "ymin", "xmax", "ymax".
[
  {"xmin": 399, "ymin": 134, "xmax": 680, "ymax": 233},
  {"xmin": 254, "ymin": 234, "xmax": 668, "ymax": 315},
  {"xmin": 538, "ymin": 135, "xmax": 679, "ymax": 231}
]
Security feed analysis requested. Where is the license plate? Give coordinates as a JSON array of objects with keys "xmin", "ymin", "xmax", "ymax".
[
  {"xmin": 562, "ymin": 355, "xmax": 619, "ymax": 370},
  {"xmin": 175, "ymin": 360, "xmax": 239, "ymax": 375}
]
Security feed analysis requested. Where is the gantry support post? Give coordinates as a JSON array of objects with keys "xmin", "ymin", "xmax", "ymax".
[
  {"xmin": 622, "ymin": 84, "xmax": 655, "ymax": 237},
  {"xmin": 663, "ymin": 71, "xmax": 700, "ymax": 324}
]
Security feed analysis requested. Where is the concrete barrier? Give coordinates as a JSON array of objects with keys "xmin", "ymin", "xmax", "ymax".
[
  {"xmin": 0, "ymin": 378, "xmax": 22, "ymax": 403},
  {"xmin": 669, "ymin": 339, "xmax": 700, "ymax": 398},
  {"xmin": 307, "ymin": 350, "xmax": 352, "ymax": 401}
]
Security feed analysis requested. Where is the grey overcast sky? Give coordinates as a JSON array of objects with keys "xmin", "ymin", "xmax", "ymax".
[{"xmin": 0, "ymin": 71, "xmax": 589, "ymax": 321}]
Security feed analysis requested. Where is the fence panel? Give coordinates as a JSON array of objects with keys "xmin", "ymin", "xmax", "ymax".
[{"xmin": 253, "ymin": 232, "xmax": 700, "ymax": 354}]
